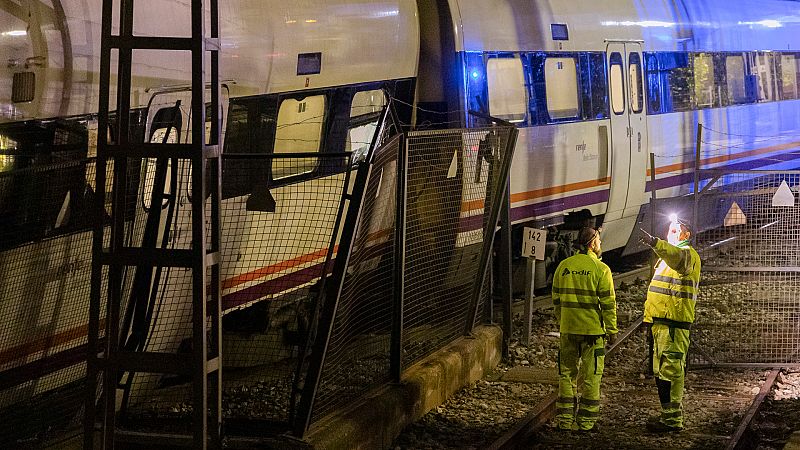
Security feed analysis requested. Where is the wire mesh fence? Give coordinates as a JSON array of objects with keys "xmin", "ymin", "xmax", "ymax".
[
  {"xmin": 692, "ymin": 171, "xmax": 800, "ymax": 366},
  {"xmin": 0, "ymin": 118, "xmax": 515, "ymax": 442},
  {"xmin": 117, "ymin": 154, "xmax": 350, "ymax": 432},
  {"xmin": 310, "ymin": 136, "xmax": 399, "ymax": 422},
  {"xmin": 402, "ymin": 128, "xmax": 512, "ymax": 367},
  {"xmin": 310, "ymin": 125, "xmax": 516, "ymax": 423},
  {"xmin": 0, "ymin": 158, "xmax": 107, "ymax": 448}
]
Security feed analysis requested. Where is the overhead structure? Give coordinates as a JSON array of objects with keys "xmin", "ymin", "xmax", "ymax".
[{"xmin": 85, "ymin": 0, "xmax": 223, "ymax": 447}]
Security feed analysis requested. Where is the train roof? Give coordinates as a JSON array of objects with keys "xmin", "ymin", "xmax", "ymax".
[{"xmin": 450, "ymin": 0, "xmax": 800, "ymax": 53}]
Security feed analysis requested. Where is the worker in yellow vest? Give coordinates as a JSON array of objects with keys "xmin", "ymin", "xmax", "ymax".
[
  {"xmin": 640, "ymin": 215, "xmax": 701, "ymax": 432},
  {"xmin": 552, "ymin": 227, "xmax": 617, "ymax": 432}
]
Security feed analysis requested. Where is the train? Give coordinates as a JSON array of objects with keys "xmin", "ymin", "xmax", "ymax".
[{"xmin": 2, "ymin": 0, "xmax": 800, "ymax": 433}]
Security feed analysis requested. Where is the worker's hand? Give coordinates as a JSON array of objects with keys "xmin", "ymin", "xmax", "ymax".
[
  {"xmin": 606, "ymin": 333, "xmax": 618, "ymax": 347},
  {"xmin": 639, "ymin": 228, "xmax": 658, "ymax": 247}
]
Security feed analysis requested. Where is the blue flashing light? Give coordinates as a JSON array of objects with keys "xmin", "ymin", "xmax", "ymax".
[{"xmin": 471, "ymin": 70, "xmax": 481, "ymax": 80}]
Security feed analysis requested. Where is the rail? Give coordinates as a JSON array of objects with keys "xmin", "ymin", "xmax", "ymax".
[{"xmin": 489, "ymin": 260, "xmax": 783, "ymax": 449}]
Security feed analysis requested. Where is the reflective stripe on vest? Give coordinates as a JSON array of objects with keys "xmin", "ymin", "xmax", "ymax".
[{"xmin": 648, "ymin": 285, "xmax": 696, "ymax": 300}]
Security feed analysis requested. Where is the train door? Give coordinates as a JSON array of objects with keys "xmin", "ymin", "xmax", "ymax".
[{"xmin": 605, "ymin": 42, "xmax": 649, "ymax": 224}]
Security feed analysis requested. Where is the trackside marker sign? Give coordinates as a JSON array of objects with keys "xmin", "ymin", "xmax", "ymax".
[{"xmin": 522, "ymin": 227, "xmax": 546, "ymax": 260}]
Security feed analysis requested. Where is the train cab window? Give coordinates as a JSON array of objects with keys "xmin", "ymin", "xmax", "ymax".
[
  {"xmin": 693, "ymin": 54, "xmax": 715, "ymax": 108},
  {"xmin": 487, "ymin": 56, "xmax": 527, "ymax": 123},
  {"xmin": 347, "ymin": 89, "xmax": 386, "ymax": 163},
  {"xmin": 726, "ymin": 55, "xmax": 748, "ymax": 104},
  {"xmin": 273, "ymin": 95, "xmax": 325, "ymax": 179},
  {"xmin": 544, "ymin": 57, "xmax": 579, "ymax": 120},
  {"xmin": 629, "ymin": 53, "xmax": 643, "ymax": 113},
  {"xmin": 609, "ymin": 53, "xmax": 625, "ymax": 115},
  {"xmin": 780, "ymin": 54, "xmax": 798, "ymax": 100}
]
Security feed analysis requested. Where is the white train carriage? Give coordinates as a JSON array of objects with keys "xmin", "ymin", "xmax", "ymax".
[
  {"xmin": 1, "ymin": 0, "xmax": 800, "ymax": 415},
  {"xmin": 439, "ymin": 0, "xmax": 800, "ymax": 251}
]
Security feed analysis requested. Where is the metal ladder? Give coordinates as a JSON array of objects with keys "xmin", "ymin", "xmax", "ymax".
[{"xmin": 85, "ymin": 0, "xmax": 223, "ymax": 447}]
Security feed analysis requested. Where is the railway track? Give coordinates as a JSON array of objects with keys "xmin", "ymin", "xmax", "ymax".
[{"xmin": 490, "ymin": 267, "xmax": 782, "ymax": 450}]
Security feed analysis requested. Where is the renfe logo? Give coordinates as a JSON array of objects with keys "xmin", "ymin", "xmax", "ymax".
[{"xmin": 562, "ymin": 267, "xmax": 592, "ymax": 276}]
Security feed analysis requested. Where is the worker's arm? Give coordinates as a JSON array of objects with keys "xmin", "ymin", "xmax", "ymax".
[
  {"xmin": 653, "ymin": 240, "xmax": 696, "ymax": 276},
  {"xmin": 552, "ymin": 263, "xmax": 562, "ymax": 323},
  {"xmin": 598, "ymin": 265, "xmax": 617, "ymax": 334}
]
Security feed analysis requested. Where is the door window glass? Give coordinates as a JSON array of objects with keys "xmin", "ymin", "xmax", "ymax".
[
  {"xmin": 629, "ymin": 52, "xmax": 643, "ymax": 113},
  {"xmin": 609, "ymin": 52, "xmax": 625, "ymax": 115}
]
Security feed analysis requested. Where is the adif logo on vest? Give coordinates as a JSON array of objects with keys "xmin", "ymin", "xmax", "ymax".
[{"xmin": 562, "ymin": 267, "xmax": 592, "ymax": 276}]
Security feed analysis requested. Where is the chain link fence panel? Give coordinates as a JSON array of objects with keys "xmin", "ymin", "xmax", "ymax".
[
  {"xmin": 311, "ymin": 136, "xmax": 399, "ymax": 422},
  {"xmin": 402, "ymin": 128, "xmax": 513, "ymax": 367},
  {"xmin": 119, "ymin": 154, "xmax": 350, "ymax": 433},
  {"xmin": 692, "ymin": 171, "xmax": 800, "ymax": 366},
  {"xmin": 311, "ymin": 125, "xmax": 516, "ymax": 422},
  {"xmin": 0, "ymin": 157, "xmax": 111, "ymax": 448}
]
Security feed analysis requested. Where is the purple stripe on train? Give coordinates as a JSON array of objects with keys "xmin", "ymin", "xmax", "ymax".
[{"xmin": 645, "ymin": 150, "xmax": 800, "ymax": 192}]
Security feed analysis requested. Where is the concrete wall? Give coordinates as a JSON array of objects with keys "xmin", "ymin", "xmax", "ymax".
[{"xmin": 305, "ymin": 325, "xmax": 503, "ymax": 450}]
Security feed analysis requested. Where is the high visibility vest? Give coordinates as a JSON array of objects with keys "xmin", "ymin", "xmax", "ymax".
[
  {"xmin": 552, "ymin": 250, "xmax": 617, "ymax": 335},
  {"xmin": 644, "ymin": 239, "xmax": 701, "ymax": 326}
]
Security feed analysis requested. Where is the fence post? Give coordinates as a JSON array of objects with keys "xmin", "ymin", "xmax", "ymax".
[
  {"xmin": 294, "ymin": 160, "xmax": 373, "ymax": 436},
  {"xmin": 693, "ymin": 124, "xmax": 703, "ymax": 245},
  {"xmin": 647, "ymin": 152, "xmax": 657, "ymax": 377},
  {"xmin": 390, "ymin": 133, "xmax": 408, "ymax": 382},
  {"xmin": 464, "ymin": 126, "xmax": 519, "ymax": 336},
  {"xmin": 498, "ymin": 181, "xmax": 513, "ymax": 360}
]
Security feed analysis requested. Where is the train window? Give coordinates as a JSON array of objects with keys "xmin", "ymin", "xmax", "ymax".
[
  {"xmin": 544, "ymin": 57, "xmax": 579, "ymax": 120},
  {"xmin": 609, "ymin": 53, "xmax": 625, "ymax": 115},
  {"xmin": 142, "ymin": 131, "xmax": 176, "ymax": 211},
  {"xmin": 350, "ymin": 89, "xmax": 386, "ymax": 117},
  {"xmin": 665, "ymin": 53, "xmax": 693, "ymax": 112},
  {"xmin": 347, "ymin": 89, "xmax": 386, "ymax": 163},
  {"xmin": 0, "ymin": 119, "xmax": 94, "ymax": 250},
  {"xmin": 780, "ymin": 54, "xmax": 798, "ymax": 100},
  {"xmin": 487, "ymin": 57, "xmax": 527, "ymax": 123},
  {"xmin": 750, "ymin": 52, "xmax": 777, "ymax": 102},
  {"xmin": 644, "ymin": 53, "xmax": 662, "ymax": 114},
  {"xmin": 273, "ymin": 95, "xmax": 325, "ymax": 179},
  {"xmin": 629, "ymin": 53, "xmax": 643, "ymax": 113},
  {"xmin": 0, "ymin": 134, "xmax": 18, "ymax": 173},
  {"xmin": 222, "ymin": 96, "xmax": 277, "ymax": 199},
  {"xmin": 580, "ymin": 52, "xmax": 609, "ymax": 121},
  {"xmin": 693, "ymin": 54, "xmax": 715, "ymax": 108},
  {"xmin": 725, "ymin": 55, "xmax": 748, "ymax": 105}
]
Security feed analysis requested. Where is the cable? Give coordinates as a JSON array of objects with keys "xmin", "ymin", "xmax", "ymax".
[{"xmin": 701, "ymin": 125, "xmax": 800, "ymax": 139}]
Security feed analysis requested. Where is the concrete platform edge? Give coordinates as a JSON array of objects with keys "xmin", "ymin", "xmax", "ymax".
[{"xmin": 304, "ymin": 325, "xmax": 503, "ymax": 450}]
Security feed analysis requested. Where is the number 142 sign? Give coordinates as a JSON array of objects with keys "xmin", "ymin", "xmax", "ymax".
[{"xmin": 522, "ymin": 227, "xmax": 546, "ymax": 260}]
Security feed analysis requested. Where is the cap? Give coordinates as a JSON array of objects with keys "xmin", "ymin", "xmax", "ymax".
[
  {"xmin": 673, "ymin": 218, "xmax": 693, "ymax": 235},
  {"xmin": 574, "ymin": 226, "xmax": 600, "ymax": 249}
]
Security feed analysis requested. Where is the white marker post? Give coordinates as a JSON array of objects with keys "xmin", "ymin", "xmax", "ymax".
[{"xmin": 522, "ymin": 227, "xmax": 546, "ymax": 346}]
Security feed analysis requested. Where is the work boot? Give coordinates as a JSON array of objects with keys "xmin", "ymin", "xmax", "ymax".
[
  {"xmin": 576, "ymin": 423, "xmax": 599, "ymax": 433},
  {"xmin": 556, "ymin": 421, "xmax": 575, "ymax": 431},
  {"xmin": 646, "ymin": 416, "xmax": 682, "ymax": 433}
]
